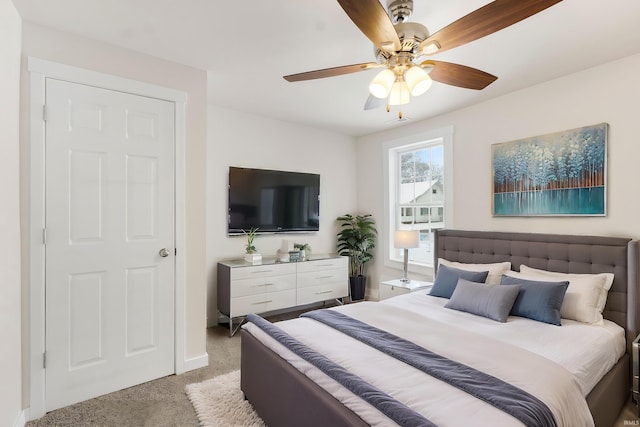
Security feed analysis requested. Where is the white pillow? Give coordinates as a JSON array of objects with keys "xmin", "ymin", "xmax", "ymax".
[
  {"xmin": 520, "ymin": 265, "xmax": 614, "ymax": 313},
  {"xmin": 517, "ymin": 265, "xmax": 614, "ymax": 324},
  {"xmin": 438, "ymin": 258, "xmax": 511, "ymax": 285}
]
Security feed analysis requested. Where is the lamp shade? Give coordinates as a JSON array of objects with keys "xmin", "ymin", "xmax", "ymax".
[
  {"xmin": 394, "ymin": 230, "xmax": 420, "ymax": 249},
  {"xmin": 389, "ymin": 80, "xmax": 410, "ymax": 105},
  {"xmin": 405, "ymin": 66, "xmax": 432, "ymax": 96},
  {"xmin": 369, "ymin": 69, "xmax": 395, "ymax": 99}
]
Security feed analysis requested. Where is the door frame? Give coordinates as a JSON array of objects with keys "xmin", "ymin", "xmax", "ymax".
[{"xmin": 28, "ymin": 57, "xmax": 188, "ymax": 419}]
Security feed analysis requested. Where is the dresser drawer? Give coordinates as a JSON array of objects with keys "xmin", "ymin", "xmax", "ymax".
[
  {"xmin": 230, "ymin": 274, "xmax": 296, "ymax": 298},
  {"xmin": 231, "ymin": 289, "xmax": 297, "ymax": 317},
  {"xmin": 296, "ymin": 257, "xmax": 347, "ymax": 273},
  {"xmin": 297, "ymin": 269, "xmax": 347, "ymax": 289},
  {"xmin": 230, "ymin": 263, "xmax": 296, "ymax": 280},
  {"xmin": 297, "ymin": 283, "xmax": 347, "ymax": 305}
]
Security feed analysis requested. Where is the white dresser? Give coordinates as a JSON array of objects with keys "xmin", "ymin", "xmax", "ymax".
[{"xmin": 217, "ymin": 255, "xmax": 348, "ymax": 335}]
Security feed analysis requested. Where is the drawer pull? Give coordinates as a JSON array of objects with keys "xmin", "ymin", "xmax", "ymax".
[
  {"xmin": 316, "ymin": 264, "xmax": 334, "ymax": 267},
  {"xmin": 251, "ymin": 270, "xmax": 273, "ymax": 274},
  {"xmin": 316, "ymin": 290, "xmax": 333, "ymax": 295},
  {"xmin": 316, "ymin": 275, "xmax": 334, "ymax": 279},
  {"xmin": 253, "ymin": 283, "xmax": 274, "ymax": 287},
  {"xmin": 252, "ymin": 300, "xmax": 273, "ymax": 305}
]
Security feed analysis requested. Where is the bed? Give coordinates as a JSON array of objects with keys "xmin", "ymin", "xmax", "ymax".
[{"xmin": 240, "ymin": 230, "xmax": 640, "ymax": 426}]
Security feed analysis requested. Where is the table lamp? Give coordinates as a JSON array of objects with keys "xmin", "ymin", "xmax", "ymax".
[{"xmin": 394, "ymin": 230, "xmax": 420, "ymax": 283}]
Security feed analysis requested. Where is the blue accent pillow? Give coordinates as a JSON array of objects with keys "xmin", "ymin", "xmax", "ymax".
[
  {"xmin": 500, "ymin": 275, "xmax": 570, "ymax": 326},
  {"xmin": 445, "ymin": 279, "xmax": 521, "ymax": 322},
  {"xmin": 429, "ymin": 264, "xmax": 489, "ymax": 298}
]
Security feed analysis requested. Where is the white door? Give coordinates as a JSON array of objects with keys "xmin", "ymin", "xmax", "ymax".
[{"xmin": 44, "ymin": 78, "xmax": 176, "ymax": 411}]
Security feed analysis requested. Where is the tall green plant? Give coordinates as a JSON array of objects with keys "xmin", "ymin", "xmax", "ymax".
[{"xmin": 336, "ymin": 214, "xmax": 377, "ymax": 277}]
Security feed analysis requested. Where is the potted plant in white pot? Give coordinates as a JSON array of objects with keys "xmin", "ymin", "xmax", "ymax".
[
  {"xmin": 336, "ymin": 214, "xmax": 377, "ymax": 301},
  {"xmin": 242, "ymin": 227, "xmax": 261, "ymax": 263}
]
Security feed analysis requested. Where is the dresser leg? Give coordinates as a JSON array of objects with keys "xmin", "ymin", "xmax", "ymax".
[{"xmin": 230, "ymin": 316, "xmax": 247, "ymax": 337}]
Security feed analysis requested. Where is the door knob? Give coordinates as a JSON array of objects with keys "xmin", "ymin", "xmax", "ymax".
[{"xmin": 159, "ymin": 248, "xmax": 171, "ymax": 258}]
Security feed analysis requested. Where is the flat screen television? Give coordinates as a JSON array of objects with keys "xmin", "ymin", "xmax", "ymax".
[{"xmin": 228, "ymin": 166, "xmax": 320, "ymax": 234}]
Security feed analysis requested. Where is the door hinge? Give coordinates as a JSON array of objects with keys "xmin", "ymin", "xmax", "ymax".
[
  {"xmin": 43, "ymin": 228, "xmax": 47, "ymax": 245},
  {"xmin": 43, "ymin": 105, "xmax": 47, "ymax": 122},
  {"xmin": 43, "ymin": 352, "xmax": 46, "ymax": 369}
]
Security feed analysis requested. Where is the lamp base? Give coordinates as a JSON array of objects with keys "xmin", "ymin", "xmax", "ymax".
[{"xmin": 401, "ymin": 248, "xmax": 410, "ymax": 283}]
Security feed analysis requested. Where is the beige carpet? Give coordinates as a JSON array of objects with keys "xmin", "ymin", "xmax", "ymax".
[{"xmin": 186, "ymin": 370, "xmax": 265, "ymax": 427}]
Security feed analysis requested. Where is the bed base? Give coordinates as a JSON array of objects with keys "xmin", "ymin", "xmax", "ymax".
[{"xmin": 586, "ymin": 354, "xmax": 629, "ymax": 427}]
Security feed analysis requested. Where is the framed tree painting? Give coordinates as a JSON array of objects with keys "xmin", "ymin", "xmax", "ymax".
[{"xmin": 492, "ymin": 123, "xmax": 607, "ymax": 216}]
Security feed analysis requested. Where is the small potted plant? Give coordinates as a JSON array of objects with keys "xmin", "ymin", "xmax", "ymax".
[
  {"xmin": 294, "ymin": 243, "xmax": 311, "ymax": 260},
  {"xmin": 242, "ymin": 227, "xmax": 261, "ymax": 263},
  {"xmin": 336, "ymin": 214, "xmax": 377, "ymax": 301}
]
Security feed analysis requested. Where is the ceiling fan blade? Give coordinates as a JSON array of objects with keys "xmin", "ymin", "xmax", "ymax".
[
  {"xmin": 284, "ymin": 62, "xmax": 381, "ymax": 82},
  {"xmin": 337, "ymin": 0, "xmax": 401, "ymax": 53},
  {"xmin": 423, "ymin": 60, "xmax": 497, "ymax": 90},
  {"xmin": 364, "ymin": 94, "xmax": 387, "ymax": 110},
  {"xmin": 418, "ymin": 0, "xmax": 562, "ymax": 55}
]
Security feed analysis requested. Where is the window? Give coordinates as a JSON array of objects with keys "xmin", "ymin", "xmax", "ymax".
[
  {"xmin": 396, "ymin": 143, "xmax": 444, "ymax": 266},
  {"xmin": 384, "ymin": 127, "xmax": 453, "ymax": 272}
]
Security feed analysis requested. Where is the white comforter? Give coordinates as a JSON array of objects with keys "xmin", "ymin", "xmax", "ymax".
[{"xmin": 243, "ymin": 292, "xmax": 625, "ymax": 427}]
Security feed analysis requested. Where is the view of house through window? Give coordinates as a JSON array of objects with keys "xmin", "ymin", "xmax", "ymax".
[{"xmin": 392, "ymin": 141, "xmax": 444, "ymax": 267}]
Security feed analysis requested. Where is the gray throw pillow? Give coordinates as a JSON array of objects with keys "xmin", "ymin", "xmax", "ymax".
[
  {"xmin": 445, "ymin": 279, "xmax": 520, "ymax": 322},
  {"xmin": 429, "ymin": 264, "xmax": 489, "ymax": 298},
  {"xmin": 500, "ymin": 275, "xmax": 569, "ymax": 326}
]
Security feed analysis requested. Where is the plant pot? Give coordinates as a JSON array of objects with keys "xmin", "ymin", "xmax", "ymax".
[
  {"xmin": 244, "ymin": 253, "xmax": 262, "ymax": 263},
  {"xmin": 349, "ymin": 275, "xmax": 367, "ymax": 301}
]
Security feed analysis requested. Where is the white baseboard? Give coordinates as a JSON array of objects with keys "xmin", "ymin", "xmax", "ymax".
[
  {"xmin": 13, "ymin": 409, "xmax": 26, "ymax": 427},
  {"xmin": 179, "ymin": 352, "xmax": 209, "ymax": 374}
]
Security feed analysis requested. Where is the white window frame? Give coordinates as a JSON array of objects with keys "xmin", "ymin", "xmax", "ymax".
[{"xmin": 383, "ymin": 126, "xmax": 454, "ymax": 277}]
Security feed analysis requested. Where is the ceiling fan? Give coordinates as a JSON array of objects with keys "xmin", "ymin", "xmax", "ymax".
[{"xmin": 284, "ymin": 0, "xmax": 563, "ymax": 118}]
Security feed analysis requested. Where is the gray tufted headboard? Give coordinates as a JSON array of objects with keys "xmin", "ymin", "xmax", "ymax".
[{"xmin": 434, "ymin": 229, "xmax": 640, "ymax": 351}]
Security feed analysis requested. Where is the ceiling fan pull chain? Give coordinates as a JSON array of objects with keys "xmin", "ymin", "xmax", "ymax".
[{"xmin": 384, "ymin": 102, "xmax": 403, "ymax": 120}]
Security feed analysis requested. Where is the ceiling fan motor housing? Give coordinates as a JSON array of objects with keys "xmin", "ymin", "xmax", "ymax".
[{"xmin": 374, "ymin": 21, "xmax": 429, "ymax": 63}]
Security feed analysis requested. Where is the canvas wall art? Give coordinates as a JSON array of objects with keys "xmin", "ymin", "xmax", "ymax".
[{"xmin": 492, "ymin": 123, "xmax": 607, "ymax": 216}]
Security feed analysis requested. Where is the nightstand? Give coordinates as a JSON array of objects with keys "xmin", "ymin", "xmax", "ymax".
[{"xmin": 379, "ymin": 279, "xmax": 433, "ymax": 300}]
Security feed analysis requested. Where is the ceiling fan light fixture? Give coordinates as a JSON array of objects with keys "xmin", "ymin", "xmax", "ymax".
[
  {"xmin": 405, "ymin": 65, "xmax": 432, "ymax": 96},
  {"xmin": 389, "ymin": 80, "xmax": 410, "ymax": 106},
  {"xmin": 369, "ymin": 69, "xmax": 395, "ymax": 98}
]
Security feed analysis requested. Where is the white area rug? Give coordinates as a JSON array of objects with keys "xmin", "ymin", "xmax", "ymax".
[{"xmin": 186, "ymin": 370, "xmax": 266, "ymax": 427}]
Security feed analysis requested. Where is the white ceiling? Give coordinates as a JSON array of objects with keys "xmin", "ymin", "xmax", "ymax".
[{"xmin": 12, "ymin": 0, "xmax": 640, "ymax": 136}]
